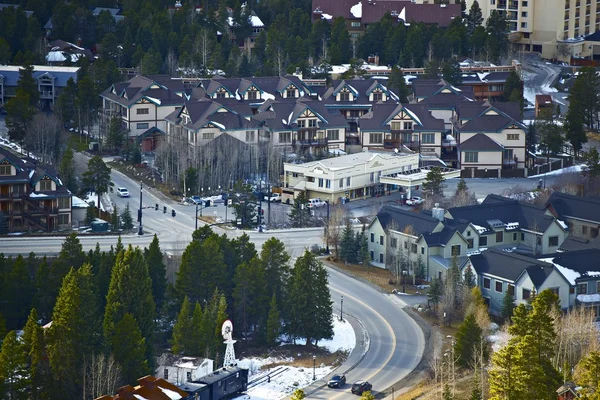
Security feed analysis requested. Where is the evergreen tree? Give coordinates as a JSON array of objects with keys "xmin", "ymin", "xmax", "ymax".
[
  {"xmin": 442, "ymin": 59, "xmax": 462, "ymax": 86},
  {"xmin": 112, "ymin": 313, "xmax": 149, "ymax": 385},
  {"xmin": 329, "ymin": 17, "xmax": 351, "ymax": 64},
  {"xmin": 568, "ymin": 66, "xmax": 600, "ymax": 130},
  {"xmin": 466, "ymin": 0, "xmax": 484, "ymax": 36},
  {"xmin": 388, "ymin": 65, "xmax": 409, "ymax": 103},
  {"xmin": 190, "ymin": 302, "xmax": 204, "ymax": 357},
  {"xmin": 428, "ymin": 277, "xmax": 442, "ymax": 311},
  {"xmin": 469, "ymin": 373, "xmax": 483, "ymax": 400},
  {"xmin": 485, "ymin": 10, "xmax": 509, "ymax": 63},
  {"xmin": 144, "ymin": 235, "xmax": 167, "ymax": 312},
  {"xmin": 287, "ymin": 251, "xmax": 333, "ymax": 346},
  {"xmin": 456, "ymin": 178, "xmax": 468, "ymax": 195},
  {"xmin": 2, "ymin": 254, "xmax": 33, "ymax": 330},
  {"xmin": 260, "ymin": 237, "xmax": 290, "ymax": 305},
  {"xmin": 586, "ymin": 146, "xmax": 600, "ymax": 178},
  {"xmin": 455, "ymin": 313, "xmax": 483, "ymax": 368},
  {"xmin": 171, "ymin": 296, "xmax": 194, "ymax": 355},
  {"xmin": 121, "ymin": 202, "xmax": 134, "ymax": 230},
  {"xmin": 5, "ymin": 89, "xmax": 36, "ymax": 149},
  {"xmin": 46, "ymin": 264, "xmax": 101, "ymax": 398},
  {"xmin": 358, "ymin": 230, "xmax": 370, "ymax": 265},
  {"xmin": 489, "ymin": 342, "xmax": 520, "ymax": 400},
  {"xmin": 111, "ymin": 205, "xmax": 119, "ymax": 229},
  {"xmin": 106, "ymin": 115, "xmax": 125, "ymax": 153},
  {"xmin": 501, "ymin": 290, "xmax": 515, "ymax": 322},
  {"xmin": 266, "ymin": 293, "xmax": 281, "ymax": 346},
  {"xmin": 424, "ymin": 59, "xmax": 441, "ymax": 79},
  {"xmin": 463, "ymin": 265, "xmax": 476, "ymax": 288},
  {"xmin": 289, "ymin": 191, "xmax": 312, "ymax": 228},
  {"xmin": 340, "ymin": 222, "xmax": 356, "ymax": 263},
  {"xmin": 82, "ymin": 156, "xmax": 113, "ymax": 218},
  {"xmin": 233, "ymin": 257, "xmax": 267, "ymax": 337},
  {"xmin": 85, "ymin": 205, "xmax": 97, "ymax": 225},
  {"xmin": 0, "ymin": 313, "xmax": 5, "ymax": 343},
  {"xmin": 290, "ymin": 389, "xmax": 305, "ymax": 400},
  {"xmin": 575, "ymin": 350, "xmax": 600, "ymax": 395},
  {"xmin": 58, "ymin": 147, "xmax": 77, "ymax": 194},
  {"xmin": 503, "ymin": 71, "xmax": 523, "ymax": 103},
  {"xmin": 422, "ymin": 167, "xmax": 446, "ymax": 198},
  {"xmin": 0, "ymin": 330, "xmax": 29, "ymax": 400},
  {"xmin": 104, "ymin": 246, "xmax": 156, "ymax": 365}
]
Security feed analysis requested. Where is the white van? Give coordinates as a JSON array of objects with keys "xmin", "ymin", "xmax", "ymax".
[{"xmin": 308, "ymin": 198, "xmax": 327, "ymax": 208}]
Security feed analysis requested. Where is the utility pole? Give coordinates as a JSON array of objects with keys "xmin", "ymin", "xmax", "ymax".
[
  {"xmin": 138, "ymin": 181, "xmax": 143, "ymax": 235},
  {"xmin": 258, "ymin": 179, "xmax": 263, "ymax": 232},
  {"xmin": 340, "ymin": 295, "xmax": 344, "ymax": 321},
  {"xmin": 325, "ymin": 200, "xmax": 330, "ymax": 253}
]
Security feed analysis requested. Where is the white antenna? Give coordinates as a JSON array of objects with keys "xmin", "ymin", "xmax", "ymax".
[{"xmin": 222, "ymin": 320, "xmax": 236, "ymax": 368}]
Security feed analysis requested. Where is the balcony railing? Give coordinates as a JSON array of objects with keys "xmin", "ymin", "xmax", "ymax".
[
  {"xmin": 384, "ymin": 139, "xmax": 420, "ymax": 150},
  {"xmin": 503, "ymin": 158, "xmax": 517, "ymax": 166},
  {"xmin": 294, "ymin": 138, "xmax": 328, "ymax": 147},
  {"xmin": 442, "ymin": 139, "xmax": 457, "ymax": 147}
]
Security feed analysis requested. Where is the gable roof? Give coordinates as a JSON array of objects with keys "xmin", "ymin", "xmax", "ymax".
[
  {"xmin": 559, "ymin": 235, "xmax": 600, "ymax": 252},
  {"xmin": 460, "ymin": 133, "xmax": 504, "ymax": 151},
  {"xmin": 546, "ymin": 191, "xmax": 600, "ymax": 224},
  {"xmin": 468, "ymin": 247, "xmax": 555, "ymax": 284},
  {"xmin": 359, "ymin": 103, "xmax": 444, "ymax": 132},
  {"xmin": 539, "ymin": 249, "xmax": 600, "ymax": 284},
  {"xmin": 375, "ymin": 205, "xmax": 442, "ymax": 237}
]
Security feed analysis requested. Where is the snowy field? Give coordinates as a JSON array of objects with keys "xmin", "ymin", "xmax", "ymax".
[{"xmin": 234, "ymin": 317, "xmax": 356, "ymax": 400}]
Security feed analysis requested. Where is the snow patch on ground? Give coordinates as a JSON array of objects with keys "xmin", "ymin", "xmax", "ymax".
[
  {"xmin": 488, "ymin": 326, "xmax": 511, "ymax": 353},
  {"xmin": 528, "ymin": 164, "xmax": 583, "ymax": 178},
  {"xmin": 279, "ymin": 317, "xmax": 356, "ymax": 353}
]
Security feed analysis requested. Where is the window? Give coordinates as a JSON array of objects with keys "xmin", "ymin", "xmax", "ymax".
[
  {"xmin": 411, "ymin": 243, "xmax": 418, "ymax": 253},
  {"xmin": 483, "ymin": 277, "xmax": 491, "ymax": 289},
  {"xmin": 503, "ymin": 149, "xmax": 514, "ymax": 160},
  {"xmin": 0, "ymin": 165, "xmax": 11, "ymax": 175},
  {"xmin": 308, "ymin": 119, "xmax": 317, "ymax": 128},
  {"xmin": 137, "ymin": 123, "xmax": 149, "ymax": 129},
  {"xmin": 286, "ymin": 88, "xmax": 296, "ymax": 98},
  {"xmin": 372, "ymin": 92, "xmax": 383, "ymax": 101},
  {"xmin": 496, "ymin": 231, "xmax": 504, "ymax": 243},
  {"xmin": 370, "ymin": 172, "xmax": 375, "ymax": 182},
  {"xmin": 187, "ymin": 371, "xmax": 192, "ymax": 381},
  {"xmin": 451, "ymin": 245, "xmax": 461, "ymax": 256},
  {"xmin": 521, "ymin": 11, "xmax": 528, "ymax": 17},
  {"xmin": 307, "ymin": 176, "xmax": 315, "ymax": 183},
  {"xmin": 327, "ymin": 130, "xmax": 339, "ymax": 140},
  {"xmin": 279, "ymin": 132, "xmax": 291, "ymax": 143},
  {"xmin": 508, "ymin": 284, "xmax": 515, "ymax": 296},
  {"xmin": 465, "ymin": 152, "xmax": 478, "ymax": 162},
  {"xmin": 58, "ymin": 197, "xmax": 70, "ymax": 209},
  {"xmin": 596, "ymin": 281, "xmax": 600, "ymax": 293},
  {"xmin": 495, "ymin": 281, "xmax": 503, "ymax": 293},
  {"xmin": 351, "ymin": 21, "xmax": 361, "ymax": 27},
  {"xmin": 379, "ymin": 253, "xmax": 384, "ymax": 263},
  {"xmin": 297, "ymin": 120, "xmax": 306, "ymax": 128},
  {"xmin": 318, "ymin": 178, "xmax": 324, "ymax": 188},
  {"xmin": 369, "ymin": 133, "xmax": 383, "ymax": 144},
  {"xmin": 522, "ymin": 288, "xmax": 531, "ymax": 300},
  {"xmin": 521, "ymin": 232, "xmax": 525, "ymax": 241},
  {"xmin": 467, "ymin": 239, "xmax": 474, "ymax": 249},
  {"xmin": 592, "ymin": 228, "xmax": 599, "ymax": 238},
  {"xmin": 370, "ymin": 233, "xmax": 374, "ymax": 243},
  {"xmin": 164, "ymin": 369, "xmax": 169, "ymax": 379},
  {"xmin": 583, "ymin": 226, "xmax": 588, "ymax": 235},
  {"xmin": 550, "ymin": 287, "xmax": 560, "ymax": 296},
  {"xmin": 391, "ymin": 121, "xmax": 402, "ymax": 130},
  {"xmin": 137, "ymin": 108, "xmax": 149, "ymax": 115},
  {"xmin": 202, "ymin": 132, "xmax": 214, "ymax": 140},
  {"xmin": 326, "ymin": 179, "xmax": 331, "ymax": 189},
  {"xmin": 404, "ymin": 241, "xmax": 408, "ymax": 249},
  {"xmin": 422, "ymin": 133, "xmax": 435, "ymax": 144},
  {"xmin": 391, "ymin": 238, "xmax": 398, "ymax": 248},
  {"xmin": 421, "ymin": 247, "xmax": 425, "ymax": 255},
  {"xmin": 404, "ymin": 121, "xmax": 413, "ymax": 130},
  {"xmin": 522, "ymin": 0, "xmax": 528, "ymax": 6},
  {"xmin": 245, "ymin": 131, "xmax": 256, "ymax": 142},
  {"xmin": 521, "ymin": 22, "xmax": 527, "ymax": 28},
  {"xmin": 339, "ymin": 92, "xmax": 350, "ymax": 101},
  {"xmin": 467, "ymin": 230, "xmax": 471, "ymax": 237},
  {"xmin": 58, "ymin": 213, "xmax": 69, "ymax": 225},
  {"xmin": 216, "ymin": 92, "xmax": 227, "ymax": 99},
  {"xmin": 480, "ymin": 236, "xmax": 488, "ymax": 246},
  {"xmin": 247, "ymin": 90, "xmax": 258, "ymax": 100},
  {"xmin": 513, "ymin": 232, "xmax": 518, "ymax": 241},
  {"xmin": 507, "ymin": 133, "xmax": 519, "ymax": 140},
  {"xmin": 379, "ymin": 235, "xmax": 384, "ymax": 245},
  {"xmin": 549, "ymin": 236, "xmax": 559, "ymax": 247},
  {"xmin": 370, "ymin": 251, "xmax": 374, "ymax": 261},
  {"xmin": 39, "ymin": 180, "xmax": 52, "ymax": 191},
  {"xmin": 346, "ymin": 177, "xmax": 351, "ymax": 186},
  {"xmin": 339, "ymin": 178, "xmax": 344, "ymax": 188},
  {"xmin": 578, "ymin": 283, "xmax": 588, "ymax": 294}
]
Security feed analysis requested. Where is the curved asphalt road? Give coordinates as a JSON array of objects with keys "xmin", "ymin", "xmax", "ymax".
[{"xmin": 308, "ymin": 267, "xmax": 425, "ymax": 399}]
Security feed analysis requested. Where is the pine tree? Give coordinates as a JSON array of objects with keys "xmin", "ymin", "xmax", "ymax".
[
  {"xmin": 104, "ymin": 245, "xmax": 156, "ymax": 365},
  {"xmin": 501, "ymin": 290, "xmax": 515, "ymax": 322},
  {"xmin": 388, "ymin": 65, "xmax": 409, "ymax": 103},
  {"xmin": 455, "ymin": 178, "xmax": 468, "ymax": 195},
  {"xmin": 469, "ymin": 373, "xmax": 482, "ymax": 400},
  {"xmin": 58, "ymin": 147, "xmax": 77, "ymax": 194},
  {"xmin": 575, "ymin": 350, "xmax": 600, "ymax": 395},
  {"xmin": 260, "ymin": 238, "xmax": 290, "ymax": 306},
  {"xmin": 466, "ymin": 0, "xmax": 484, "ymax": 36},
  {"xmin": 190, "ymin": 302, "xmax": 204, "ymax": 357},
  {"xmin": 3, "ymin": 254, "xmax": 33, "ymax": 330},
  {"xmin": 455, "ymin": 313, "xmax": 483, "ymax": 368},
  {"xmin": 0, "ymin": 330, "xmax": 29, "ymax": 399},
  {"xmin": 82, "ymin": 156, "xmax": 113, "ymax": 218},
  {"xmin": 442, "ymin": 59, "xmax": 462, "ymax": 86},
  {"xmin": 121, "ymin": 202, "xmax": 134, "ymax": 230},
  {"xmin": 489, "ymin": 341, "xmax": 520, "ymax": 400},
  {"xmin": 171, "ymin": 296, "xmax": 194, "ymax": 355},
  {"xmin": 85, "ymin": 205, "xmax": 97, "ymax": 225},
  {"xmin": 46, "ymin": 264, "xmax": 101, "ymax": 398},
  {"xmin": 233, "ymin": 257, "xmax": 267, "ymax": 337},
  {"xmin": 422, "ymin": 167, "xmax": 446, "ymax": 199},
  {"xmin": 340, "ymin": 222, "xmax": 356, "ymax": 263},
  {"xmin": 111, "ymin": 205, "xmax": 119, "ymax": 229},
  {"xmin": 287, "ymin": 251, "xmax": 333, "ymax": 346},
  {"xmin": 463, "ymin": 265, "xmax": 476, "ymax": 288},
  {"xmin": 266, "ymin": 293, "xmax": 281, "ymax": 346},
  {"xmin": 112, "ymin": 313, "xmax": 149, "ymax": 385},
  {"xmin": 428, "ymin": 277, "xmax": 442, "ymax": 311},
  {"xmin": 145, "ymin": 235, "xmax": 167, "ymax": 312},
  {"xmin": 359, "ymin": 230, "xmax": 370, "ymax": 265},
  {"xmin": 58, "ymin": 233, "xmax": 86, "ymax": 270},
  {"xmin": 289, "ymin": 191, "xmax": 312, "ymax": 228}
]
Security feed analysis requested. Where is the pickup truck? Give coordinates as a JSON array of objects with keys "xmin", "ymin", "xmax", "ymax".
[{"xmin": 406, "ymin": 196, "xmax": 424, "ymax": 206}]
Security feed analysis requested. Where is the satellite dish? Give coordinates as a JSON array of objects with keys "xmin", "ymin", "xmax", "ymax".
[
  {"xmin": 394, "ymin": 148, "xmax": 399, "ymax": 154},
  {"xmin": 221, "ymin": 320, "xmax": 233, "ymax": 341}
]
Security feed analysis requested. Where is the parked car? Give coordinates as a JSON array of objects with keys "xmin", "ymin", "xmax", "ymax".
[
  {"xmin": 189, "ymin": 196, "xmax": 203, "ymax": 205},
  {"xmin": 406, "ymin": 196, "xmax": 424, "ymax": 206},
  {"xmin": 307, "ymin": 198, "xmax": 327, "ymax": 208},
  {"xmin": 351, "ymin": 381, "xmax": 372, "ymax": 395},
  {"xmin": 264, "ymin": 193, "xmax": 281, "ymax": 202},
  {"xmin": 327, "ymin": 375, "xmax": 346, "ymax": 388},
  {"xmin": 116, "ymin": 187, "xmax": 129, "ymax": 197}
]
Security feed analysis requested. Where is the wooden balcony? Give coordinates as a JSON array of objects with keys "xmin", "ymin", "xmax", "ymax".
[{"xmin": 384, "ymin": 139, "xmax": 420, "ymax": 150}]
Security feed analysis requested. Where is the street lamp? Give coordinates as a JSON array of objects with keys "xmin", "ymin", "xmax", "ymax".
[
  {"xmin": 446, "ymin": 335, "xmax": 456, "ymax": 397},
  {"xmin": 340, "ymin": 295, "xmax": 344, "ymax": 321},
  {"xmin": 312, "ymin": 355, "xmax": 316, "ymax": 381},
  {"xmin": 138, "ymin": 181, "xmax": 143, "ymax": 236},
  {"xmin": 325, "ymin": 200, "xmax": 330, "ymax": 253},
  {"xmin": 402, "ymin": 269, "xmax": 408, "ymax": 293}
]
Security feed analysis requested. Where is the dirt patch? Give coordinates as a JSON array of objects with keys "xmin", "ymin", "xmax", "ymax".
[
  {"xmin": 326, "ymin": 260, "xmax": 423, "ymax": 294},
  {"xmin": 239, "ymin": 344, "xmax": 348, "ymax": 369}
]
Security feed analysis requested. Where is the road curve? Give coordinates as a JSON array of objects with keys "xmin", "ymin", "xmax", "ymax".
[{"xmin": 308, "ymin": 267, "xmax": 424, "ymax": 399}]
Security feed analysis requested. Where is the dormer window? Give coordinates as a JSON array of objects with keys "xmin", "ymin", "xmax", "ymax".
[
  {"xmin": 340, "ymin": 92, "xmax": 350, "ymax": 101},
  {"xmin": 286, "ymin": 88, "xmax": 296, "ymax": 98},
  {"xmin": 39, "ymin": 180, "xmax": 52, "ymax": 191},
  {"xmin": 372, "ymin": 92, "xmax": 383, "ymax": 101},
  {"xmin": 0, "ymin": 164, "xmax": 11, "ymax": 175},
  {"xmin": 216, "ymin": 92, "xmax": 227, "ymax": 99},
  {"xmin": 247, "ymin": 90, "xmax": 258, "ymax": 100}
]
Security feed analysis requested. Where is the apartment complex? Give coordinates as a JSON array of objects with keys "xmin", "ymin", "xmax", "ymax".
[
  {"xmin": 0, "ymin": 147, "xmax": 72, "ymax": 233},
  {"xmin": 468, "ymin": 0, "xmax": 600, "ymax": 61}
]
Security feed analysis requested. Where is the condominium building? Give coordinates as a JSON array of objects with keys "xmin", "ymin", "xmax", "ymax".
[{"xmin": 468, "ymin": 0, "xmax": 600, "ymax": 61}]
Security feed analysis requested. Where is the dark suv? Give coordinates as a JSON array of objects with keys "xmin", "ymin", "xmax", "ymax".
[{"xmin": 351, "ymin": 381, "xmax": 372, "ymax": 395}]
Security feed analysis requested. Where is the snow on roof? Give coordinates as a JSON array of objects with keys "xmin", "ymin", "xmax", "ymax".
[
  {"xmin": 158, "ymin": 387, "xmax": 184, "ymax": 400},
  {"xmin": 403, "ymin": 107, "xmax": 422, "ymax": 126},
  {"xmin": 209, "ymin": 120, "xmax": 226, "ymax": 130},
  {"xmin": 30, "ymin": 193, "xmax": 49, "ymax": 198},
  {"xmin": 146, "ymin": 96, "xmax": 161, "ymax": 105},
  {"xmin": 250, "ymin": 15, "xmax": 264, "ymax": 27},
  {"xmin": 287, "ymin": 111, "xmax": 293, "ymax": 125},
  {"xmin": 577, "ymin": 294, "xmax": 600, "ymax": 303},
  {"xmin": 134, "ymin": 395, "xmax": 148, "ymax": 400},
  {"xmin": 350, "ymin": 1, "xmax": 362, "ymax": 18},
  {"xmin": 235, "ymin": 89, "xmax": 242, "ymax": 100},
  {"xmin": 540, "ymin": 257, "xmax": 580, "ymax": 285},
  {"xmin": 558, "ymin": 220, "xmax": 568, "ymax": 230},
  {"xmin": 506, "ymin": 222, "xmax": 519, "ymax": 230},
  {"xmin": 71, "ymin": 196, "xmax": 89, "ymax": 208},
  {"xmin": 473, "ymin": 224, "xmax": 488, "ymax": 234},
  {"xmin": 321, "ymin": 13, "xmax": 333, "ymax": 20},
  {"xmin": 261, "ymin": 91, "xmax": 275, "ymax": 101}
]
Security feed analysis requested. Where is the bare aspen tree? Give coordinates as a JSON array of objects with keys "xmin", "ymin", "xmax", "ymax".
[
  {"xmin": 166, "ymin": 50, "xmax": 178, "ymax": 77},
  {"xmin": 554, "ymin": 306, "xmax": 599, "ymax": 373},
  {"xmin": 197, "ymin": 29, "xmax": 212, "ymax": 71},
  {"xmin": 274, "ymin": 47, "xmax": 287, "ymax": 77},
  {"xmin": 26, "ymin": 113, "xmax": 64, "ymax": 164},
  {"xmin": 82, "ymin": 353, "xmax": 121, "ymax": 400},
  {"xmin": 320, "ymin": 37, "xmax": 329, "ymax": 63}
]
